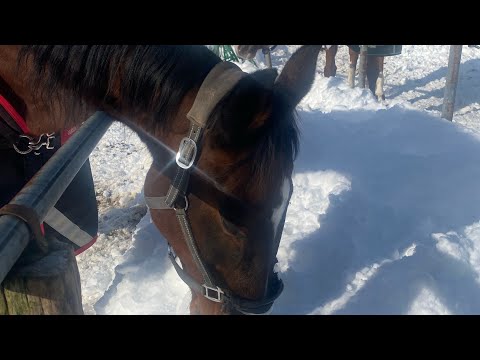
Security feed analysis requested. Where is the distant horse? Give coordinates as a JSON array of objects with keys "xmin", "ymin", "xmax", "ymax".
[
  {"xmin": 346, "ymin": 45, "xmax": 402, "ymax": 100},
  {"xmin": 235, "ymin": 45, "xmax": 338, "ymax": 76},
  {"xmin": 0, "ymin": 45, "xmax": 322, "ymax": 315},
  {"xmin": 235, "ymin": 45, "xmax": 402, "ymax": 100}
]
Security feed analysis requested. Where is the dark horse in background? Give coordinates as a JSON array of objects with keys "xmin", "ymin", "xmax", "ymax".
[
  {"xmin": 235, "ymin": 45, "xmax": 343, "ymax": 77},
  {"xmin": 344, "ymin": 45, "xmax": 402, "ymax": 100},
  {"xmin": 235, "ymin": 45, "xmax": 402, "ymax": 100},
  {"xmin": 0, "ymin": 45, "xmax": 322, "ymax": 314}
]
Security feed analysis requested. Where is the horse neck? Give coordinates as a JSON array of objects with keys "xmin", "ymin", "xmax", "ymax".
[
  {"xmin": 0, "ymin": 45, "xmax": 207, "ymax": 141},
  {"xmin": 0, "ymin": 46, "xmax": 87, "ymax": 135}
]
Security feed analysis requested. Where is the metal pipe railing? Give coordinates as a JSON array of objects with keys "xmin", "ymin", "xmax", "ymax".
[{"xmin": 0, "ymin": 111, "xmax": 114, "ymax": 284}]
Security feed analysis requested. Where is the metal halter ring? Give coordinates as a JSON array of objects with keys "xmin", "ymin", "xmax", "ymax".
[
  {"xmin": 173, "ymin": 196, "xmax": 189, "ymax": 211},
  {"xmin": 202, "ymin": 284, "xmax": 225, "ymax": 303}
]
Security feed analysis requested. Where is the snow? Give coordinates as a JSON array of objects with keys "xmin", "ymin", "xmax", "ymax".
[{"xmin": 76, "ymin": 45, "xmax": 480, "ymax": 314}]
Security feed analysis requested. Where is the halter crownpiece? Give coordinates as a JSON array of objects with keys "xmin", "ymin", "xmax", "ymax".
[
  {"xmin": 187, "ymin": 61, "xmax": 247, "ymax": 127},
  {"xmin": 165, "ymin": 61, "xmax": 247, "ymax": 208}
]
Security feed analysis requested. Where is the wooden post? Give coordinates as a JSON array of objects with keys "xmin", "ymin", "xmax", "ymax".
[
  {"xmin": 264, "ymin": 50, "xmax": 272, "ymax": 68},
  {"xmin": 358, "ymin": 45, "xmax": 368, "ymax": 89},
  {"xmin": 442, "ymin": 45, "xmax": 463, "ymax": 121},
  {"xmin": 0, "ymin": 241, "xmax": 83, "ymax": 315}
]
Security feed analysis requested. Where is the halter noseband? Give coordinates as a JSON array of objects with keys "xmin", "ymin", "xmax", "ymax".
[{"xmin": 144, "ymin": 61, "xmax": 284, "ymax": 314}]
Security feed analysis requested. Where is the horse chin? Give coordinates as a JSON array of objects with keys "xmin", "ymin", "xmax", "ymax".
[
  {"xmin": 189, "ymin": 294, "xmax": 276, "ymax": 315},
  {"xmin": 189, "ymin": 294, "xmax": 227, "ymax": 315}
]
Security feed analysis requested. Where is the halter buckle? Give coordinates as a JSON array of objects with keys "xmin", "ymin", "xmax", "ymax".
[
  {"xmin": 176, "ymin": 137, "xmax": 197, "ymax": 170},
  {"xmin": 203, "ymin": 284, "xmax": 224, "ymax": 303}
]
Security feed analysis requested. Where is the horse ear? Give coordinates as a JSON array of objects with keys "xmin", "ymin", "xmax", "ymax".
[
  {"xmin": 250, "ymin": 68, "xmax": 278, "ymax": 89},
  {"xmin": 274, "ymin": 45, "xmax": 322, "ymax": 109},
  {"xmin": 209, "ymin": 68, "xmax": 277, "ymax": 144},
  {"xmin": 246, "ymin": 68, "xmax": 278, "ymax": 130}
]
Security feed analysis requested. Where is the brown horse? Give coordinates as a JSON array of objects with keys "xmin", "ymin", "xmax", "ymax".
[
  {"xmin": 0, "ymin": 45, "xmax": 322, "ymax": 315},
  {"xmin": 235, "ymin": 45, "xmax": 338, "ymax": 76},
  {"xmin": 235, "ymin": 45, "xmax": 392, "ymax": 100},
  {"xmin": 234, "ymin": 45, "xmax": 271, "ymax": 60},
  {"xmin": 346, "ymin": 46, "xmax": 385, "ymax": 100}
]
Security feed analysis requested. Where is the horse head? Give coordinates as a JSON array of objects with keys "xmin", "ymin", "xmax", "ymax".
[{"xmin": 144, "ymin": 45, "xmax": 321, "ymax": 314}]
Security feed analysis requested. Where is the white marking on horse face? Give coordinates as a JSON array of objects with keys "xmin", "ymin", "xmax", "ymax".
[{"xmin": 271, "ymin": 178, "xmax": 291, "ymax": 240}]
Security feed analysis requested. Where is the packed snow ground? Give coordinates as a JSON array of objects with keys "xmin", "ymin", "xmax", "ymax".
[{"xmin": 77, "ymin": 45, "xmax": 480, "ymax": 315}]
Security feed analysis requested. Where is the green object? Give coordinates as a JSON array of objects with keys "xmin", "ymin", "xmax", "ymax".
[
  {"xmin": 210, "ymin": 45, "xmax": 257, "ymax": 67},
  {"xmin": 211, "ymin": 45, "xmax": 240, "ymax": 62}
]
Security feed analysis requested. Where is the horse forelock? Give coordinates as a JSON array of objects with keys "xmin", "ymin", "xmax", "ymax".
[{"xmin": 206, "ymin": 72, "xmax": 299, "ymax": 199}]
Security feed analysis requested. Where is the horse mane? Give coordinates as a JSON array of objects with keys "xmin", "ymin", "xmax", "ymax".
[
  {"xmin": 18, "ymin": 45, "xmax": 299, "ymax": 192},
  {"xmin": 18, "ymin": 45, "xmax": 220, "ymax": 132}
]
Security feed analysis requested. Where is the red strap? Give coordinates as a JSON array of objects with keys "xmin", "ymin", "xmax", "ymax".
[
  {"xmin": 41, "ymin": 221, "xmax": 97, "ymax": 256},
  {"xmin": 74, "ymin": 235, "xmax": 97, "ymax": 256},
  {"xmin": 0, "ymin": 92, "xmax": 79, "ymax": 142},
  {"xmin": 0, "ymin": 93, "xmax": 30, "ymax": 134},
  {"xmin": 61, "ymin": 126, "xmax": 78, "ymax": 145}
]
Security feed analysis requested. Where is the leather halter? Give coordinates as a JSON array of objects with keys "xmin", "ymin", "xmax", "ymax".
[{"xmin": 144, "ymin": 61, "xmax": 284, "ymax": 314}]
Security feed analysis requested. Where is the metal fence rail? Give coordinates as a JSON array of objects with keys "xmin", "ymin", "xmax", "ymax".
[{"xmin": 0, "ymin": 111, "xmax": 114, "ymax": 284}]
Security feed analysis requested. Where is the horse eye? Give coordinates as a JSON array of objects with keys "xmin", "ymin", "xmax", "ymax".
[{"xmin": 221, "ymin": 218, "xmax": 248, "ymax": 238}]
